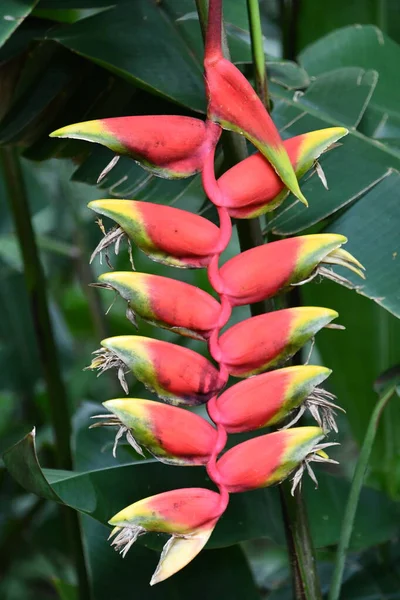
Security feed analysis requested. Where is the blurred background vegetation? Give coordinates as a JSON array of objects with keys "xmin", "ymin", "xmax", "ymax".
[{"xmin": 1, "ymin": 1, "xmax": 400, "ymax": 599}]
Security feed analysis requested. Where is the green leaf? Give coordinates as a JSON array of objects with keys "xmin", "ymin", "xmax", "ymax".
[
  {"xmin": 3, "ymin": 428, "xmax": 60, "ymax": 502},
  {"xmin": 325, "ymin": 170, "xmax": 400, "ymax": 318},
  {"xmin": 268, "ymin": 27, "xmax": 400, "ymax": 246},
  {"xmin": 50, "ymin": 0, "xmax": 206, "ymax": 111},
  {"xmin": 266, "ymin": 59, "xmax": 310, "ymax": 90},
  {"xmin": 334, "ymin": 542, "xmax": 400, "ymax": 599},
  {"xmin": 33, "ymin": 7, "xmax": 112, "ymax": 24},
  {"xmin": 0, "ymin": 272, "xmax": 41, "ymax": 396},
  {"xmin": 0, "ymin": 0, "xmax": 39, "ymax": 48},
  {"xmin": 295, "ymin": 2, "xmax": 393, "ymax": 52},
  {"xmin": 263, "ymin": 38, "xmax": 400, "ymax": 318},
  {"xmin": 0, "ymin": 47, "xmax": 82, "ymax": 145},
  {"xmin": 303, "ymin": 279, "xmax": 400, "ymax": 495},
  {"xmin": 300, "ymin": 25, "xmax": 400, "ymax": 118},
  {"xmin": 72, "ymin": 148, "xmax": 206, "ymax": 210},
  {"xmin": 37, "ymin": 0, "xmax": 118, "ymax": 7},
  {"xmin": 5, "ymin": 422, "xmax": 400, "ymax": 552},
  {"xmin": 52, "ymin": 578, "xmax": 78, "ymax": 600},
  {"xmin": 291, "ymin": 67, "xmax": 378, "ymax": 128},
  {"xmin": 268, "ymin": 90, "xmax": 398, "ymax": 236}
]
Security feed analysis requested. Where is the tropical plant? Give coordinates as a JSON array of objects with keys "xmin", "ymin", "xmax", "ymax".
[{"xmin": 1, "ymin": 1, "xmax": 400, "ymax": 600}]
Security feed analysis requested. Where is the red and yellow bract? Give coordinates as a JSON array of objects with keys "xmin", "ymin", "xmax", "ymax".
[
  {"xmin": 214, "ymin": 365, "xmax": 331, "ymax": 433},
  {"xmin": 99, "ymin": 336, "xmax": 224, "ymax": 406},
  {"xmin": 218, "ymin": 307, "xmax": 338, "ymax": 376},
  {"xmin": 217, "ymin": 427, "xmax": 325, "ymax": 492},
  {"xmin": 51, "ymin": 116, "xmax": 221, "ymax": 179},
  {"xmin": 217, "ymin": 127, "xmax": 348, "ymax": 218},
  {"xmin": 97, "ymin": 271, "xmax": 221, "ymax": 340},
  {"xmin": 103, "ymin": 399, "xmax": 218, "ymax": 465}
]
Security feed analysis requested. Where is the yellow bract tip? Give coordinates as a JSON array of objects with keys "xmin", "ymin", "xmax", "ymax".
[{"xmin": 49, "ymin": 120, "xmax": 104, "ymax": 140}]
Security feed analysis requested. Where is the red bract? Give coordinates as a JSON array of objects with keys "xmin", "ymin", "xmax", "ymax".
[
  {"xmin": 218, "ymin": 307, "xmax": 338, "ymax": 376},
  {"xmin": 213, "ymin": 365, "xmax": 331, "ymax": 433},
  {"xmin": 51, "ymin": 116, "xmax": 221, "ymax": 179},
  {"xmin": 109, "ymin": 488, "xmax": 223, "ymax": 584},
  {"xmin": 219, "ymin": 234, "xmax": 364, "ymax": 305},
  {"xmin": 217, "ymin": 427, "xmax": 325, "ymax": 492},
  {"xmin": 97, "ymin": 271, "xmax": 221, "ymax": 340},
  {"xmin": 99, "ymin": 398, "xmax": 217, "ymax": 465},
  {"xmin": 217, "ymin": 127, "xmax": 348, "ymax": 218},
  {"xmin": 204, "ymin": 0, "xmax": 307, "ymax": 206},
  {"xmin": 110, "ymin": 488, "xmax": 222, "ymax": 534},
  {"xmin": 89, "ymin": 335, "xmax": 224, "ymax": 406},
  {"xmin": 89, "ymin": 199, "xmax": 220, "ymax": 268}
]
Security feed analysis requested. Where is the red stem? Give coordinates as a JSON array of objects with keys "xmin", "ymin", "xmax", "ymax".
[
  {"xmin": 205, "ymin": 0, "xmax": 223, "ymax": 64},
  {"xmin": 202, "ymin": 129, "xmax": 234, "ymax": 518}
]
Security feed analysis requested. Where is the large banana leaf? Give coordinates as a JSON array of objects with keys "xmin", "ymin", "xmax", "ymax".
[{"xmin": 5, "ymin": 421, "xmax": 400, "ymax": 552}]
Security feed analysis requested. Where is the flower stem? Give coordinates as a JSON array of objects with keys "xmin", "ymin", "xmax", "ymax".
[
  {"xmin": 246, "ymin": 0, "xmax": 270, "ymax": 109},
  {"xmin": 244, "ymin": 3, "xmax": 321, "ymax": 595},
  {"xmin": 328, "ymin": 385, "xmax": 396, "ymax": 600},
  {"xmin": 280, "ymin": 485, "xmax": 322, "ymax": 599},
  {"xmin": 0, "ymin": 147, "xmax": 91, "ymax": 600}
]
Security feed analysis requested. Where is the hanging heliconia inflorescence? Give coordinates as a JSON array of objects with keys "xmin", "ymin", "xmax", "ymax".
[{"xmin": 51, "ymin": 0, "xmax": 364, "ymax": 586}]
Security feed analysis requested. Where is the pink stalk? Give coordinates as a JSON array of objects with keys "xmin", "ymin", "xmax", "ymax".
[
  {"xmin": 201, "ymin": 138, "xmax": 235, "ymax": 516},
  {"xmin": 204, "ymin": 0, "xmax": 223, "ymax": 64}
]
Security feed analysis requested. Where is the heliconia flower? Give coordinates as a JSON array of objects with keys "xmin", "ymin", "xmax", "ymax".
[
  {"xmin": 217, "ymin": 127, "xmax": 348, "ymax": 218},
  {"xmin": 50, "ymin": 116, "xmax": 221, "ymax": 179},
  {"xmin": 204, "ymin": 0, "xmax": 307, "ymax": 206},
  {"xmin": 88, "ymin": 199, "xmax": 220, "ymax": 268},
  {"xmin": 108, "ymin": 488, "xmax": 223, "ymax": 584},
  {"xmin": 216, "ymin": 426, "xmax": 328, "ymax": 493},
  {"xmin": 217, "ymin": 307, "xmax": 339, "ymax": 377},
  {"xmin": 95, "ymin": 271, "xmax": 221, "ymax": 340},
  {"xmin": 88, "ymin": 336, "xmax": 224, "ymax": 405},
  {"xmin": 92, "ymin": 398, "xmax": 217, "ymax": 465},
  {"xmin": 219, "ymin": 234, "xmax": 365, "ymax": 306},
  {"xmin": 213, "ymin": 365, "xmax": 338, "ymax": 433}
]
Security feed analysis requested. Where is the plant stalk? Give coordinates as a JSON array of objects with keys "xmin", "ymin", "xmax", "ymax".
[
  {"xmin": 0, "ymin": 147, "xmax": 91, "ymax": 600},
  {"xmin": 328, "ymin": 385, "xmax": 396, "ymax": 600},
  {"xmin": 1, "ymin": 147, "xmax": 72, "ymax": 469},
  {"xmin": 195, "ymin": 2, "xmax": 321, "ymax": 598},
  {"xmin": 246, "ymin": 0, "xmax": 270, "ymax": 108},
  {"xmin": 245, "ymin": 3, "xmax": 320, "ymax": 596}
]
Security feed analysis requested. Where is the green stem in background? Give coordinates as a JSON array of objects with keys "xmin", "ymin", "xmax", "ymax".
[
  {"xmin": 196, "ymin": 2, "xmax": 320, "ymax": 598},
  {"xmin": 246, "ymin": 0, "xmax": 269, "ymax": 109},
  {"xmin": 328, "ymin": 385, "xmax": 397, "ymax": 600},
  {"xmin": 375, "ymin": 0, "xmax": 387, "ymax": 33},
  {"xmin": 195, "ymin": 0, "xmax": 208, "ymax": 38},
  {"xmin": 1, "ymin": 147, "xmax": 72, "ymax": 470},
  {"xmin": 245, "ymin": 2, "xmax": 320, "ymax": 598},
  {"xmin": 279, "ymin": 0, "xmax": 301, "ymax": 61},
  {"xmin": 280, "ymin": 486, "xmax": 322, "ymax": 600},
  {"xmin": 0, "ymin": 147, "xmax": 91, "ymax": 600}
]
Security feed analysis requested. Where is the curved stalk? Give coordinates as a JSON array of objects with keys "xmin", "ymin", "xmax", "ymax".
[{"xmin": 328, "ymin": 385, "xmax": 396, "ymax": 600}]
